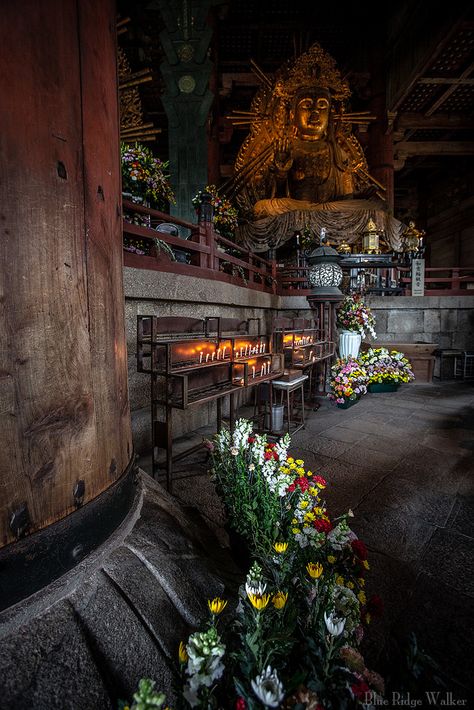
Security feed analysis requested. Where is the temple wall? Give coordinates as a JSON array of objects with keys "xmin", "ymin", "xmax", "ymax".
[{"xmin": 124, "ymin": 267, "xmax": 474, "ymax": 452}]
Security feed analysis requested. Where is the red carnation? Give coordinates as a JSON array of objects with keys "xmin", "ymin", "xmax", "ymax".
[
  {"xmin": 351, "ymin": 539, "xmax": 368, "ymax": 560},
  {"xmin": 248, "ymin": 436, "xmax": 255, "ymax": 444},
  {"xmin": 314, "ymin": 518, "xmax": 333, "ymax": 533},
  {"xmin": 235, "ymin": 698, "xmax": 246, "ymax": 710},
  {"xmin": 313, "ymin": 475, "xmax": 327, "ymax": 487},
  {"xmin": 267, "ymin": 442, "xmax": 276, "ymax": 448},
  {"xmin": 367, "ymin": 594, "xmax": 384, "ymax": 618},
  {"xmin": 264, "ymin": 451, "xmax": 273, "ymax": 460},
  {"xmin": 296, "ymin": 477, "xmax": 309, "ymax": 492},
  {"xmin": 351, "ymin": 679, "xmax": 370, "ymax": 701},
  {"xmin": 287, "ymin": 483, "xmax": 296, "ymax": 492}
]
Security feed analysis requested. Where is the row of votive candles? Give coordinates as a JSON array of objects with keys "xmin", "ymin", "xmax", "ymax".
[
  {"xmin": 251, "ymin": 361, "xmax": 271, "ymax": 378},
  {"xmin": 235, "ymin": 343, "xmax": 266, "ymax": 358},
  {"xmin": 294, "ymin": 336, "xmax": 314, "ymax": 345},
  {"xmin": 199, "ymin": 347, "xmax": 229, "ymax": 363}
]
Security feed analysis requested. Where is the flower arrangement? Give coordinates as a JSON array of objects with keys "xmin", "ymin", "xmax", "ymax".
[
  {"xmin": 121, "ymin": 421, "xmax": 387, "ymax": 708},
  {"xmin": 360, "ymin": 348, "xmax": 415, "ymax": 385},
  {"xmin": 192, "ymin": 184, "xmax": 239, "ymax": 237},
  {"xmin": 329, "ymin": 357, "xmax": 369, "ymax": 405},
  {"xmin": 336, "ymin": 294, "xmax": 376, "ymax": 339},
  {"xmin": 121, "ymin": 142, "xmax": 175, "ymax": 210},
  {"xmin": 168, "ymin": 419, "xmax": 385, "ymax": 709}
]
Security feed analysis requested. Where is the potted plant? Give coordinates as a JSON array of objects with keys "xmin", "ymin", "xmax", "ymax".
[
  {"xmin": 360, "ymin": 347, "xmax": 415, "ymax": 392},
  {"xmin": 192, "ymin": 184, "xmax": 238, "ymax": 239},
  {"xmin": 336, "ymin": 293, "xmax": 376, "ymax": 359},
  {"xmin": 328, "ymin": 357, "xmax": 369, "ymax": 408}
]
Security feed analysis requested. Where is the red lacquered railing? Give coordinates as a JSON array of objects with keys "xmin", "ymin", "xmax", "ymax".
[
  {"xmin": 122, "ymin": 200, "xmax": 277, "ymax": 294},
  {"xmin": 122, "ymin": 203, "xmax": 474, "ymax": 297}
]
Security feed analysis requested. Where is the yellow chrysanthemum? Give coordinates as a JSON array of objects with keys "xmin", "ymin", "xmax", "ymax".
[
  {"xmin": 248, "ymin": 592, "xmax": 270, "ymax": 611},
  {"xmin": 292, "ymin": 517, "xmax": 298, "ymax": 524},
  {"xmin": 358, "ymin": 578, "xmax": 365, "ymax": 587},
  {"xmin": 313, "ymin": 507, "xmax": 323, "ymax": 516},
  {"xmin": 287, "ymin": 457, "xmax": 294, "ymax": 463},
  {"xmin": 274, "ymin": 541, "xmax": 288, "ymax": 553},
  {"xmin": 336, "ymin": 575, "xmax": 345, "ymax": 586},
  {"xmin": 289, "ymin": 462, "xmax": 297, "ymax": 470},
  {"xmin": 365, "ymin": 612, "xmax": 372, "ymax": 624},
  {"xmin": 178, "ymin": 641, "xmax": 188, "ymax": 663},
  {"xmin": 346, "ymin": 581, "xmax": 355, "ymax": 590},
  {"xmin": 299, "ymin": 500, "xmax": 309, "ymax": 509},
  {"xmin": 327, "ymin": 555, "xmax": 336, "ymax": 564},
  {"xmin": 358, "ymin": 591, "xmax": 367, "ymax": 605},
  {"xmin": 363, "ymin": 560, "xmax": 370, "ymax": 570},
  {"xmin": 306, "ymin": 562, "xmax": 323, "ymax": 579},
  {"xmin": 272, "ymin": 591, "xmax": 288, "ymax": 609},
  {"xmin": 304, "ymin": 511, "xmax": 315, "ymax": 522},
  {"xmin": 292, "ymin": 527, "xmax": 301, "ymax": 535},
  {"xmin": 208, "ymin": 597, "xmax": 227, "ymax": 615},
  {"xmin": 309, "ymin": 486, "xmax": 319, "ymax": 496},
  {"xmin": 296, "ymin": 467, "xmax": 305, "ymax": 476},
  {"xmin": 295, "ymin": 459, "xmax": 304, "ymax": 465},
  {"xmin": 306, "ymin": 470, "xmax": 313, "ymax": 477}
]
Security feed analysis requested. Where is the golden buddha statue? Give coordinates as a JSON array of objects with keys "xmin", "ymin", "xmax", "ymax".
[{"xmin": 227, "ymin": 44, "xmax": 405, "ymax": 253}]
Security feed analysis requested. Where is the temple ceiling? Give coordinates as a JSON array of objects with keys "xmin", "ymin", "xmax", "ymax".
[{"xmin": 117, "ymin": 0, "xmax": 473, "ymax": 219}]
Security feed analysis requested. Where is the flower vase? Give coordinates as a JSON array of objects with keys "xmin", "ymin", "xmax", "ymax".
[
  {"xmin": 336, "ymin": 397, "xmax": 360, "ymax": 409},
  {"xmin": 368, "ymin": 382, "xmax": 400, "ymax": 393},
  {"xmin": 339, "ymin": 330, "xmax": 362, "ymax": 359}
]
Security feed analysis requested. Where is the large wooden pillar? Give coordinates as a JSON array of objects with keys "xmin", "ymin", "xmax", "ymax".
[
  {"xmin": 0, "ymin": 0, "xmax": 132, "ymax": 572},
  {"xmin": 367, "ymin": 47, "xmax": 395, "ymax": 211}
]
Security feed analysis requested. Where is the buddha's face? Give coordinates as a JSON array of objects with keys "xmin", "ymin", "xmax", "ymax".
[{"xmin": 294, "ymin": 93, "xmax": 330, "ymax": 141}]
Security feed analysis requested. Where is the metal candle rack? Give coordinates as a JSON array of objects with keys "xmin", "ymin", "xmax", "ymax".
[
  {"xmin": 272, "ymin": 316, "xmax": 336, "ymax": 399},
  {"xmin": 137, "ymin": 315, "xmax": 284, "ymax": 490}
]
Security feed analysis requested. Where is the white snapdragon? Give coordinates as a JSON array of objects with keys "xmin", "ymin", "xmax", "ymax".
[
  {"xmin": 183, "ymin": 627, "xmax": 225, "ymax": 708},
  {"xmin": 232, "ymin": 418, "xmax": 253, "ymax": 451}
]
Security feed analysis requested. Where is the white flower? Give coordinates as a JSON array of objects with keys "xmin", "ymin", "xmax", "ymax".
[
  {"xmin": 324, "ymin": 611, "xmax": 346, "ymax": 636},
  {"xmin": 251, "ymin": 666, "xmax": 285, "ymax": 708},
  {"xmin": 184, "ymin": 627, "xmax": 225, "ymax": 707},
  {"xmin": 248, "ymin": 463, "xmax": 255, "ymax": 472},
  {"xmin": 245, "ymin": 580, "xmax": 267, "ymax": 597},
  {"xmin": 230, "ymin": 447, "xmax": 239, "ymax": 456}
]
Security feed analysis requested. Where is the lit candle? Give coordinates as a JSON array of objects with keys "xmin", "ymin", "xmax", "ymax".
[
  {"xmin": 217, "ymin": 348, "xmax": 221, "ymax": 360},
  {"xmin": 206, "ymin": 353, "xmax": 209, "ymax": 362},
  {"xmin": 199, "ymin": 352, "xmax": 203, "ymax": 363},
  {"xmin": 252, "ymin": 366, "xmax": 255, "ymax": 379},
  {"xmin": 223, "ymin": 346, "xmax": 227, "ymax": 359},
  {"xmin": 240, "ymin": 347, "xmax": 244, "ymax": 357},
  {"xmin": 211, "ymin": 352, "xmax": 215, "ymax": 361}
]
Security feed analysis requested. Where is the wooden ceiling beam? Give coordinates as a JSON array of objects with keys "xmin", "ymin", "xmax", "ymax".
[
  {"xmin": 425, "ymin": 61, "xmax": 474, "ymax": 116},
  {"xmin": 396, "ymin": 112, "xmax": 474, "ymax": 130},
  {"xmin": 394, "ymin": 141, "xmax": 474, "ymax": 157}
]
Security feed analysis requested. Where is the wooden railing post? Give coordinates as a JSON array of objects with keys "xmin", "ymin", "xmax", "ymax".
[
  {"xmin": 452, "ymin": 268, "xmax": 461, "ymax": 291},
  {"xmin": 272, "ymin": 259, "xmax": 278, "ymax": 295}
]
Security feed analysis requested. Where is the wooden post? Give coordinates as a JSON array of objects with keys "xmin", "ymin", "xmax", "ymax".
[{"xmin": 0, "ymin": 0, "xmax": 132, "ymax": 550}]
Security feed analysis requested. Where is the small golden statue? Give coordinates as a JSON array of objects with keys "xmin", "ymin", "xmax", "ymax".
[
  {"xmin": 227, "ymin": 44, "xmax": 405, "ymax": 253},
  {"xmin": 402, "ymin": 220, "xmax": 425, "ymax": 252}
]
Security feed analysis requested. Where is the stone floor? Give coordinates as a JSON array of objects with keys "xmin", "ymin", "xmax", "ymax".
[
  {"xmin": 1, "ymin": 382, "xmax": 472, "ymax": 708},
  {"xmin": 146, "ymin": 380, "xmax": 474, "ymax": 704}
]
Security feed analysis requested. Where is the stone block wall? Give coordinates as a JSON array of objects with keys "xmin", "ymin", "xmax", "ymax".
[{"xmin": 124, "ymin": 267, "xmax": 474, "ymax": 453}]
